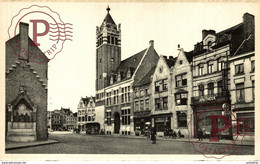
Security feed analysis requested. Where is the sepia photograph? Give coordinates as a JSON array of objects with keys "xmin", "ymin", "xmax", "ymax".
[{"xmin": 0, "ymin": 1, "xmax": 259, "ymax": 162}]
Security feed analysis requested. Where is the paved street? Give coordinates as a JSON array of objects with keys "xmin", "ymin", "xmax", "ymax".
[{"xmin": 6, "ymin": 133, "xmax": 254, "ymax": 155}]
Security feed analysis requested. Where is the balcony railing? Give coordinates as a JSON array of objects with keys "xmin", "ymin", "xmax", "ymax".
[{"xmin": 191, "ymin": 92, "xmax": 230, "ymax": 105}]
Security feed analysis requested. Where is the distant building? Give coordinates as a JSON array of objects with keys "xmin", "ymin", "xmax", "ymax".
[
  {"xmin": 65, "ymin": 111, "xmax": 77, "ymax": 131},
  {"xmin": 51, "ymin": 109, "xmax": 63, "ymax": 131},
  {"xmin": 77, "ymin": 97, "xmax": 88, "ymax": 132},
  {"xmin": 77, "ymin": 96, "xmax": 101, "ymax": 133},
  {"xmin": 49, "ymin": 108, "xmax": 76, "ymax": 131},
  {"xmin": 47, "ymin": 111, "xmax": 52, "ymax": 131},
  {"xmin": 5, "ymin": 22, "xmax": 48, "ymax": 142}
]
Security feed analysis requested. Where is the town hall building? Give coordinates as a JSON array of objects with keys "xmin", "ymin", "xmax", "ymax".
[{"xmin": 95, "ymin": 7, "xmax": 159, "ymax": 135}]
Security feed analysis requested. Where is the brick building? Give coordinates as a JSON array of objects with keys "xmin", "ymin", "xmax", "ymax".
[
  {"xmin": 95, "ymin": 7, "xmax": 159, "ymax": 135},
  {"xmin": 5, "ymin": 22, "xmax": 48, "ymax": 142}
]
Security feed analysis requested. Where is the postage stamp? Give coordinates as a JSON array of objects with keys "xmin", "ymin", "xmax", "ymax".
[{"xmin": 7, "ymin": 4, "xmax": 73, "ymax": 63}]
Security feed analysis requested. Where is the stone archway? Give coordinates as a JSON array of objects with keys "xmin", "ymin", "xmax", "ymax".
[{"xmin": 114, "ymin": 112, "xmax": 120, "ymax": 134}]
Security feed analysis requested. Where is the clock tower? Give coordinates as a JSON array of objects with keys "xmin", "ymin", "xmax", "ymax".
[{"xmin": 96, "ymin": 6, "xmax": 121, "ymax": 93}]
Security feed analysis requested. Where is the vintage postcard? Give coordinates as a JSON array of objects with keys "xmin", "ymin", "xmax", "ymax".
[{"xmin": 0, "ymin": 1, "xmax": 259, "ymax": 162}]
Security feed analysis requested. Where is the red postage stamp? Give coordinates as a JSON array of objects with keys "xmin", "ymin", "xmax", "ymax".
[
  {"xmin": 187, "ymin": 101, "xmax": 253, "ymax": 159},
  {"xmin": 8, "ymin": 5, "xmax": 73, "ymax": 63}
]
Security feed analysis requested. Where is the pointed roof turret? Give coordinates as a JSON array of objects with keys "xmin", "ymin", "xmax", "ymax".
[{"xmin": 103, "ymin": 6, "xmax": 116, "ymax": 25}]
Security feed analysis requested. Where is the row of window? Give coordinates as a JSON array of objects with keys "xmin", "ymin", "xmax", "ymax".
[
  {"xmin": 106, "ymin": 109, "xmax": 131, "ymax": 126},
  {"xmin": 107, "ymin": 35, "xmax": 118, "ymax": 45},
  {"xmin": 106, "ymin": 86, "xmax": 131, "ymax": 105},
  {"xmin": 97, "ymin": 35, "xmax": 119, "ymax": 47},
  {"xmin": 135, "ymin": 99, "xmax": 149, "ymax": 111},
  {"xmin": 198, "ymin": 81, "xmax": 223, "ymax": 96},
  {"xmin": 236, "ymin": 81, "xmax": 255, "ymax": 102},
  {"xmin": 235, "ymin": 61, "xmax": 254, "ymax": 75},
  {"xmin": 155, "ymin": 79, "xmax": 168, "ymax": 92},
  {"xmin": 78, "ymin": 116, "xmax": 95, "ymax": 122},
  {"xmin": 197, "ymin": 58, "xmax": 226, "ymax": 76},
  {"xmin": 196, "ymin": 59, "xmax": 254, "ymax": 76},
  {"xmin": 96, "ymin": 92, "xmax": 104, "ymax": 100},
  {"xmin": 176, "ymin": 73, "xmax": 187, "ymax": 87},
  {"xmin": 78, "ymin": 109, "xmax": 95, "ymax": 115},
  {"xmin": 155, "ymin": 97, "xmax": 168, "ymax": 110},
  {"xmin": 135, "ymin": 88, "xmax": 149, "ymax": 98}
]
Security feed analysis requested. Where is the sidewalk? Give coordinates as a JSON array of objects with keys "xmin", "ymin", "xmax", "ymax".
[
  {"xmin": 5, "ymin": 139, "xmax": 59, "ymax": 150},
  {"xmin": 82, "ymin": 133, "xmax": 254, "ymax": 147}
]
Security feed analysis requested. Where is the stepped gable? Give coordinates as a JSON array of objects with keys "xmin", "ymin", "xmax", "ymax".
[{"xmin": 5, "ymin": 60, "xmax": 47, "ymax": 89}]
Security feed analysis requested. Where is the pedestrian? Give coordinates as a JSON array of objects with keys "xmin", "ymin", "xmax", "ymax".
[
  {"xmin": 173, "ymin": 131, "xmax": 177, "ymax": 139},
  {"xmin": 198, "ymin": 128, "xmax": 203, "ymax": 141},
  {"xmin": 151, "ymin": 127, "xmax": 156, "ymax": 144},
  {"xmin": 169, "ymin": 129, "xmax": 173, "ymax": 139}
]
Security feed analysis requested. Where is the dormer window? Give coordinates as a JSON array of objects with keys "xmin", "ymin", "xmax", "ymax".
[
  {"xmin": 110, "ymin": 77, "xmax": 114, "ymax": 85},
  {"xmin": 179, "ymin": 60, "xmax": 183, "ymax": 65},
  {"xmin": 127, "ymin": 69, "xmax": 131, "ymax": 78},
  {"xmin": 117, "ymin": 73, "xmax": 121, "ymax": 82}
]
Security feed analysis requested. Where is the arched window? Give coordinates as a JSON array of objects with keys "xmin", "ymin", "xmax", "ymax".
[{"xmin": 208, "ymin": 83, "xmax": 214, "ymax": 95}]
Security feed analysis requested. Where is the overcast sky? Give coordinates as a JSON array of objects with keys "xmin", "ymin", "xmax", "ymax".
[{"xmin": 2, "ymin": 2, "xmax": 258, "ymax": 112}]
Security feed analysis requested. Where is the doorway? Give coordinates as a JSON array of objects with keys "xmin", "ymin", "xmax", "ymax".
[{"xmin": 114, "ymin": 112, "xmax": 120, "ymax": 134}]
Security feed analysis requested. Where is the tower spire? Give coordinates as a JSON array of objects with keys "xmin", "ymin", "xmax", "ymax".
[{"xmin": 106, "ymin": 6, "xmax": 110, "ymax": 13}]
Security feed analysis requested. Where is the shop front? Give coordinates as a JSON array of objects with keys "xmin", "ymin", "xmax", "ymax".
[
  {"xmin": 151, "ymin": 113, "xmax": 172, "ymax": 137},
  {"xmin": 86, "ymin": 122, "xmax": 100, "ymax": 134},
  {"xmin": 192, "ymin": 102, "xmax": 233, "ymax": 140},
  {"xmin": 134, "ymin": 110, "xmax": 151, "ymax": 136}
]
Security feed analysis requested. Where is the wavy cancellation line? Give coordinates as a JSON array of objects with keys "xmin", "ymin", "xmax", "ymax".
[
  {"xmin": 49, "ymin": 23, "xmax": 73, "ymax": 26},
  {"xmin": 49, "ymin": 26, "xmax": 73, "ymax": 30},
  {"xmin": 49, "ymin": 38, "xmax": 73, "ymax": 41},
  {"xmin": 49, "ymin": 30, "xmax": 73, "ymax": 33},
  {"xmin": 49, "ymin": 34, "xmax": 73, "ymax": 38}
]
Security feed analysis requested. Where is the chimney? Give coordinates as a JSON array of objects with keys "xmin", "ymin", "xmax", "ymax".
[
  {"xmin": 202, "ymin": 29, "xmax": 216, "ymax": 40},
  {"xmin": 243, "ymin": 13, "xmax": 255, "ymax": 38},
  {"xmin": 149, "ymin": 40, "xmax": 154, "ymax": 47},
  {"xmin": 163, "ymin": 56, "xmax": 167, "ymax": 60},
  {"xmin": 19, "ymin": 22, "xmax": 29, "ymax": 60},
  {"xmin": 202, "ymin": 29, "xmax": 208, "ymax": 40}
]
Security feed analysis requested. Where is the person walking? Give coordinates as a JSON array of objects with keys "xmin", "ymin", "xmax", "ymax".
[
  {"xmin": 151, "ymin": 127, "xmax": 157, "ymax": 144},
  {"xmin": 198, "ymin": 128, "xmax": 203, "ymax": 141}
]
